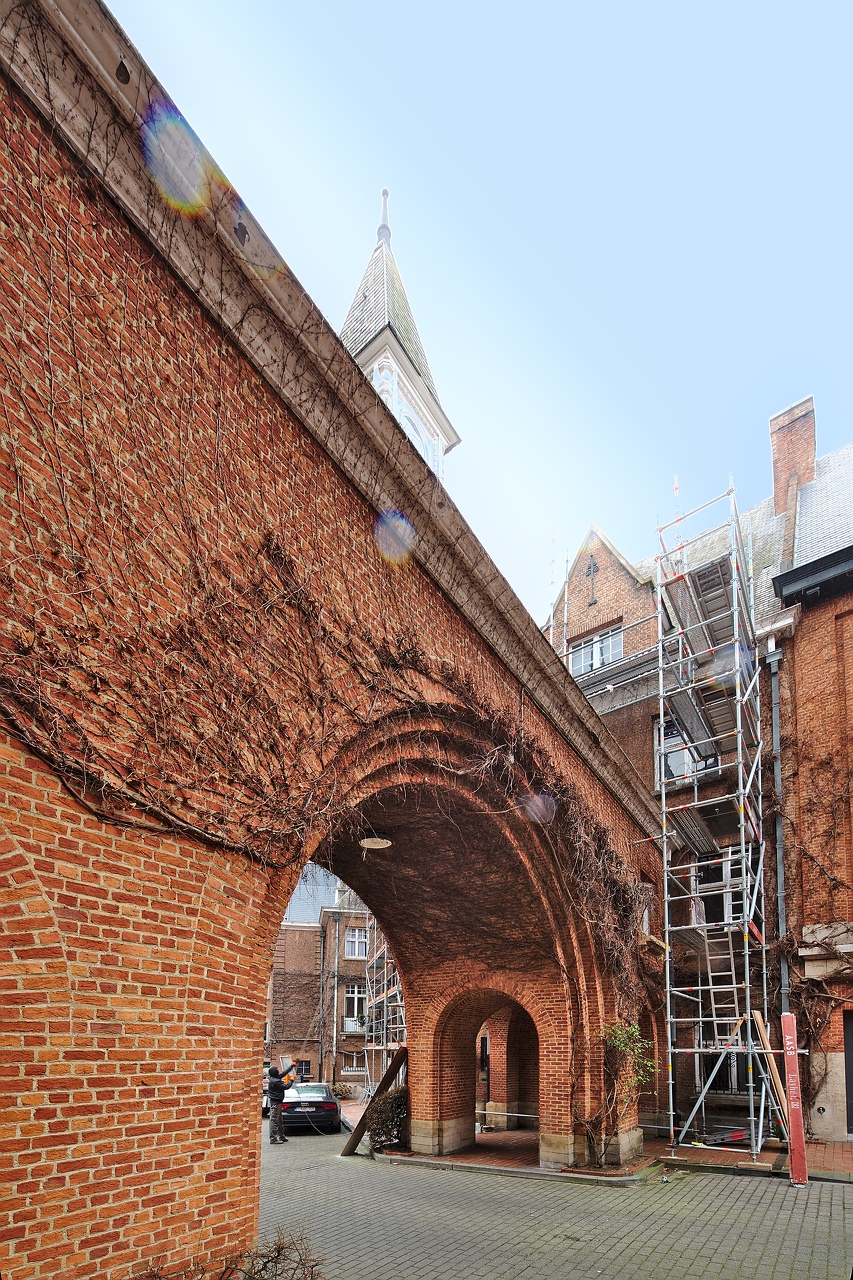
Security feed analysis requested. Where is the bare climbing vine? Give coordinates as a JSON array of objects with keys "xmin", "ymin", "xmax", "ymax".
[
  {"xmin": 0, "ymin": 0, "xmax": 657, "ymax": 1025},
  {"xmin": 765, "ymin": 737, "xmax": 853, "ymax": 1122}
]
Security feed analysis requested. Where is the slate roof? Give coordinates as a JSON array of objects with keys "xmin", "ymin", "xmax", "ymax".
[
  {"xmin": 341, "ymin": 234, "xmax": 439, "ymax": 401},
  {"xmin": 284, "ymin": 865, "xmax": 367, "ymax": 923},
  {"xmin": 284, "ymin": 865, "xmax": 339, "ymax": 923},
  {"xmin": 796, "ymin": 442, "xmax": 853, "ymax": 565}
]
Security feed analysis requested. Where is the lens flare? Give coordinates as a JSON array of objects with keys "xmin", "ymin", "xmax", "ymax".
[
  {"xmin": 141, "ymin": 100, "xmax": 216, "ymax": 216},
  {"xmin": 523, "ymin": 793, "xmax": 557, "ymax": 824},
  {"xmin": 373, "ymin": 508, "xmax": 415, "ymax": 565}
]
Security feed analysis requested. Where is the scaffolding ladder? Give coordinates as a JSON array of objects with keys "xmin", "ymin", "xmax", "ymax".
[{"xmin": 656, "ymin": 489, "xmax": 781, "ymax": 1158}]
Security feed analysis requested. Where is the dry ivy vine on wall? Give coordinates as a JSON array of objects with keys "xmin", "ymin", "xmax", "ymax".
[
  {"xmin": 0, "ymin": 5, "xmax": 658, "ymax": 1018},
  {"xmin": 765, "ymin": 738, "xmax": 853, "ymax": 1120}
]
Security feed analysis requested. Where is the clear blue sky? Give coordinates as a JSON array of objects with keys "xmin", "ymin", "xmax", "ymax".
[{"xmin": 108, "ymin": 0, "xmax": 853, "ymax": 623}]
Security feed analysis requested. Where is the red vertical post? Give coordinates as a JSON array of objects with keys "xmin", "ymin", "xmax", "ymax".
[{"xmin": 780, "ymin": 1012, "xmax": 808, "ymax": 1187}]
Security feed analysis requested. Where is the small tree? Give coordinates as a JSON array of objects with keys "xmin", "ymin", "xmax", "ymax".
[{"xmin": 576, "ymin": 1022, "xmax": 654, "ymax": 1167}]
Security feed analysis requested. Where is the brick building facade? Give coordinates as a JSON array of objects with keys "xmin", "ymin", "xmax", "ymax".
[
  {"xmin": 548, "ymin": 396, "xmax": 853, "ymax": 1142},
  {"xmin": 267, "ymin": 885, "xmax": 370, "ymax": 1086}
]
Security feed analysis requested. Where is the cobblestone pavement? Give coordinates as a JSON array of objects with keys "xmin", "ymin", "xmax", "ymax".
[{"xmin": 259, "ymin": 1132, "xmax": 853, "ymax": 1280}]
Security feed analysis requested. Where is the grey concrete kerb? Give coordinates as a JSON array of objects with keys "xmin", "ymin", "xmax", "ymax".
[{"xmin": 372, "ymin": 1151, "xmax": 643, "ymax": 1187}]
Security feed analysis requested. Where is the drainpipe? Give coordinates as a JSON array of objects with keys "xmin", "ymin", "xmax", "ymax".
[
  {"xmin": 331, "ymin": 913, "xmax": 341, "ymax": 1084},
  {"xmin": 765, "ymin": 636, "xmax": 790, "ymax": 1013}
]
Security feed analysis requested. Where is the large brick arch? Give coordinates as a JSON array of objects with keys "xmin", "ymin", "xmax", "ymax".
[
  {"xmin": 0, "ymin": 4, "xmax": 665, "ymax": 1275},
  {"xmin": 310, "ymin": 701, "xmax": 615, "ymax": 1115}
]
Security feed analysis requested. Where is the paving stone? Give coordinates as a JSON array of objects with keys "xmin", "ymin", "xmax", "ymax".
[{"xmin": 260, "ymin": 1132, "xmax": 853, "ymax": 1279}]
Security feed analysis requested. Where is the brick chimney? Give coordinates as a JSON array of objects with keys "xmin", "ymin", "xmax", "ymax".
[{"xmin": 770, "ymin": 396, "xmax": 815, "ymax": 517}]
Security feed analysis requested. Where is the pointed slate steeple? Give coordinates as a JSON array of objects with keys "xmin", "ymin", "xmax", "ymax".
[{"xmin": 341, "ymin": 191, "xmax": 459, "ymax": 476}]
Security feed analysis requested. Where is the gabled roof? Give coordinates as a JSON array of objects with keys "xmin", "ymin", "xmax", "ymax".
[
  {"xmin": 341, "ymin": 191, "xmax": 439, "ymax": 400},
  {"xmin": 569, "ymin": 524, "xmax": 654, "ymax": 589}
]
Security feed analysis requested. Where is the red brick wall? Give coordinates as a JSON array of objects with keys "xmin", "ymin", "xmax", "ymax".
[
  {"xmin": 0, "ymin": 731, "xmax": 292, "ymax": 1278},
  {"xmin": 781, "ymin": 599, "xmax": 853, "ymax": 930},
  {"xmin": 778, "ymin": 597, "xmax": 853, "ymax": 1077},
  {"xmin": 515, "ymin": 1010, "xmax": 540, "ymax": 1131},
  {"xmin": 267, "ymin": 926, "xmax": 321, "ymax": 1075},
  {"xmin": 603, "ymin": 704, "xmax": 657, "ymax": 790},
  {"xmin": 0, "ymin": 47, "xmax": 656, "ymax": 1277}
]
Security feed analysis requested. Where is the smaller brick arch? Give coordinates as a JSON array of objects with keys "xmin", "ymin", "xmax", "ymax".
[{"xmin": 406, "ymin": 974, "xmax": 580, "ymax": 1167}]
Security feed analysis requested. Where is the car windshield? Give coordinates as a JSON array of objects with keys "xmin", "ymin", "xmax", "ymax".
[{"xmin": 293, "ymin": 1085, "xmax": 330, "ymax": 1097}]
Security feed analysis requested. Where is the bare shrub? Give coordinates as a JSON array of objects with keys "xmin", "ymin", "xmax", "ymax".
[{"xmin": 133, "ymin": 1228, "xmax": 323, "ymax": 1279}]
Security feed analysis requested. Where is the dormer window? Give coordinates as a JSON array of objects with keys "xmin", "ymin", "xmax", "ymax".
[{"xmin": 569, "ymin": 626, "xmax": 623, "ymax": 678}]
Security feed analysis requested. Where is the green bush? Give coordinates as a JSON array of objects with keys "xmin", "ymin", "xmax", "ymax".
[
  {"xmin": 364, "ymin": 1086, "xmax": 409, "ymax": 1149},
  {"xmin": 134, "ymin": 1228, "xmax": 322, "ymax": 1278}
]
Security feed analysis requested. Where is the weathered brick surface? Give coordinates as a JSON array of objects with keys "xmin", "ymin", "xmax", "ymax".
[
  {"xmin": 0, "ymin": 30, "xmax": 662, "ymax": 1279},
  {"xmin": 267, "ymin": 926, "xmax": 322, "ymax": 1074},
  {"xmin": 267, "ymin": 911, "xmax": 368, "ymax": 1082},
  {"xmin": 0, "ymin": 734, "xmax": 294, "ymax": 1278},
  {"xmin": 770, "ymin": 398, "xmax": 816, "ymax": 515},
  {"xmin": 778, "ymin": 598, "xmax": 853, "ymax": 1067}
]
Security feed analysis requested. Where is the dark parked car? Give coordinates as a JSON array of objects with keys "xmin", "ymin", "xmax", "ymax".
[{"xmin": 280, "ymin": 1083, "xmax": 342, "ymax": 1134}]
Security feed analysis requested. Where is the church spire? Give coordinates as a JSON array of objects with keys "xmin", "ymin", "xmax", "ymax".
[
  {"xmin": 340, "ymin": 190, "xmax": 460, "ymax": 476},
  {"xmin": 377, "ymin": 188, "xmax": 391, "ymax": 246}
]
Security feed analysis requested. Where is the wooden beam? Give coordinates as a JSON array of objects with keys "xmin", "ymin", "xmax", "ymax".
[
  {"xmin": 753, "ymin": 1011, "xmax": 788, "ymax": 1128},
  {"xmin": 340, "ymin": 1046, "xmax": 408, "ymax": 1157}
]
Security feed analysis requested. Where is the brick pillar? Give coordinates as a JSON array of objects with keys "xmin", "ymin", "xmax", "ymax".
[{"xmin": 484, "ymin": 1007, "xmax": 517, "ymax": 1130}]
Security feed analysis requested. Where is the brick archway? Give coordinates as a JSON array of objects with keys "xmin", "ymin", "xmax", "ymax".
[
  {"xmin": 312, "ymin": 705, "xmax": 617, "ymax": 1166},
  {"xmin": 0, "ymin": 9, "xmax": 664, "ymax": 1272},
  {"xmin": 410, "ymin": 979, "xmax": 577, "ymax": 1167},
  {"xmin": 482, "ymin": 1003, "xmax": 539, "ymax": 1134}
]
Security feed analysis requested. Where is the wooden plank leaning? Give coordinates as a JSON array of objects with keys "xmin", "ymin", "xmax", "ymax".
[
  {"xmin": 340, "ymin": 1045, "xmax": 408, "ymax": 1157},
  {"xmin": 753, "ymin": 1010, "xmax": 789, "ymax": 1129}
]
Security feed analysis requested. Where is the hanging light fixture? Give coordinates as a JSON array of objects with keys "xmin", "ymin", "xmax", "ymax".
[{"xmin": 359, "ymin": 830, "xmax": 392, "ymax": 850}]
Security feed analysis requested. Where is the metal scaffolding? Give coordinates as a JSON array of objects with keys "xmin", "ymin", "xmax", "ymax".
[
  {"xmin": 560, "ymin": 488, "xmax": 789, "ymax": 1156},
  {"xmin": 364, "ymin": 914, "xmax": 407, "ymax": 1093},
  {"xmin": 654, "ymin": 489, "xmax": 787, "ymax": 1156}
]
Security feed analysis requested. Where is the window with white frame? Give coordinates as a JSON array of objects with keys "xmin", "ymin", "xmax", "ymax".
[
  {"xmin": 341, "ymin": 1050, "xmax": 365, "ymax": 1073},
  {"xmin": 569, "ymin": 625, "xmax": 623, "ymax": 678},
  {"xmin": 344, "ymin": 926, "xmax": 368, "ymax": 959},
  {"xmin": 343, "ymin": 982, "xmax": 366, "ymax": 1032}
]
